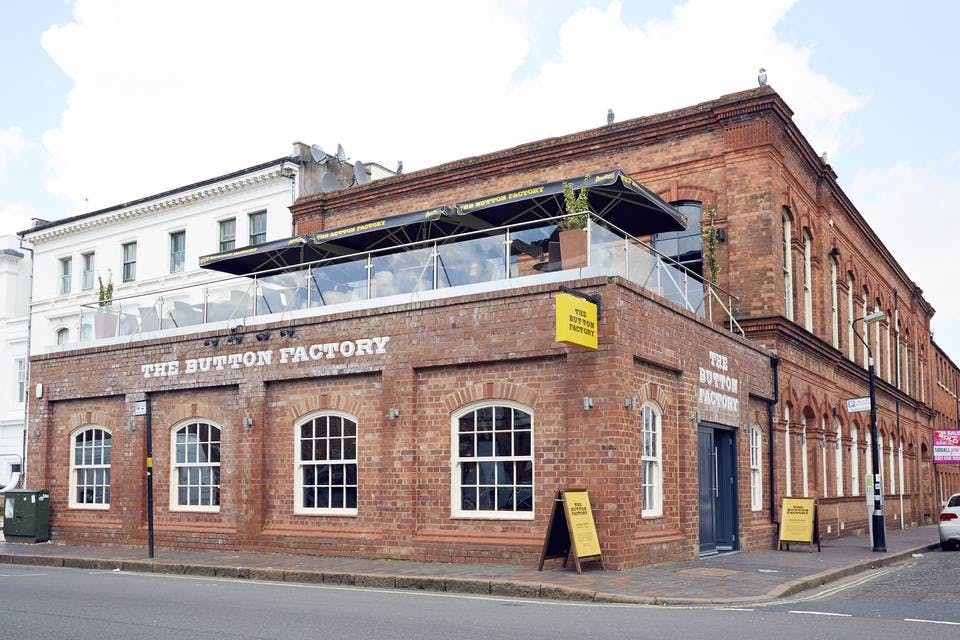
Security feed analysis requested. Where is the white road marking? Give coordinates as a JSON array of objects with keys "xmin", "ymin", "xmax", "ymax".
[
  {"xmin": 788, "ymin": 610, "xmax": 851, "ymax": 617},
  {"xmin": 713, "ymin": 607, "xmax": 754, "ymax": 612},
  {"xmin": 0, "ymin": 573, "xmax": 47, "ymax": 577},
  {"xmin": 904, "ymin": 618, "xmax": 960, "ymax": 626}
]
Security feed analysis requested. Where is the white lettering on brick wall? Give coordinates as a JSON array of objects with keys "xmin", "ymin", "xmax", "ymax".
[
  {"xmin": 697, "ymin": 350, "xmax": 740, "ymax": 422},
  {"xmin": 141, "ymin": 336, "xmax": 390, "ymax": 379}
]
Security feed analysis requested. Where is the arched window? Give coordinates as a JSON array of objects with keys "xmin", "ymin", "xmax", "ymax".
[
  {"xmin": 878, "ymin": 432, "xmax": 885, "ymax": 493},
  {"xmin": 784, "ymin": 405, "xmax": 792, "ymax": 497},
  {"xmin": 800, "ymin": 414, "xmax": 809, "ymax": 498},
  {"xmin": 865, "ymin": 430, "xmax": 873, "ymax": 480},
  {"xmin": 782, "ymin": 211, "xmax": 794, "ymax": 321},
  {"xmin": 69, "ymin": 426, "xmax": 111, "ymax": 508},
  {"xmin": 296, "ymin": 412, "xmax": 358, "ymax": 515},
  {"xmin": 846, "ymin": 273, "xmax": 856, "ymax": 362},
  {"xmin": 452, "ymin": 403, "xmax": 533, "ymax": 518},
  {"xmin": 170, "ymin": 420, "xmax": 221, "ymax": 511},
  {"xmin": 873, "ymin": 299, "xmax": 882, "ymax": 377},
  {"xmin": 641, "ymin": 402, "xmax": 663, "ymax": 517},
  {"xmin": 884, "ymin": 317, "xmax": 892, "ymax": 382},
  {"xmin": 850, "ymin": 423, "xmax": 860, "ymax": 496},
  {"xmin": 802, "ymin": 230, "xmax": 813, "ymax": 331},
  {"xmin": 750, "ymin": 425, "xmax": 762, "ymax": 511},
  {"xmin": 830, "ymin": 255, "xmax": 839, "ymax": 349},
  {"xmin": 56, "ymin": 327, "xmax": 70, "ymax": 345},
  {"xmin": 897, "ymin": 438, "xmax": 905, "ymax": 496},
  {"xmin": 889, "ymin": 434, "xmax": 897, "ymax": 494},
  {"xmin": 834, "ymin": 417, "xmax": 844, "ymax": 497},
  {"xmin": 861, "ymin": 287, "xmax": 869, "ymax": 369}
]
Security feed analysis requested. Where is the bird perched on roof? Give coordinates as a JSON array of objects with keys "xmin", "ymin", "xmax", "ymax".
[
  {"xmin": 607, "ymin": 108, "xmax": 615, "ymax": 125},
  {"xmin": 758, "ymin": 68, "xmax": 767, "ymax": 86},
  {"xmin": 396, "ymin": 160, "xmax": 403, "ymax": 174}
]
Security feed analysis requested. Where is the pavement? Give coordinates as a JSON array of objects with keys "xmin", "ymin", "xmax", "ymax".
[{"xmin": 0, "ymin": 525, "xmax": 940, "ymax": 605}]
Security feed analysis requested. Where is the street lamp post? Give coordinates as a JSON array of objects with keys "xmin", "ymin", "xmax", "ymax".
[{"xmin": 853, "ymin": 310, "xmax": 886, "ymax": 553}]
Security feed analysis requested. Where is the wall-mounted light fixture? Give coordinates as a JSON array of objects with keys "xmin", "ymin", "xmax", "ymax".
[
  {"xmin": 243, "ymin": 416, "xmax": 253, "ymax": 429},
  {"xmin": 623, "ymin": 397, "xmax": 638, "ymax": 411},
  {"xmin": 715, "ymin": 228, "xmax": 727, "ymax": 242},
  {"xmin": 583, "ymin": 397, "xmax": 594, "ymax": 411},
  {"xmin": 280, "ymin": 327, "xmax": 296, "ymax": 338},
  {"xmin": 227, "ymin": 334, "xmax": 243, "ymax": 345},
  {"xmin": 255, "ymin": 331, "xmax": 271, "ymax": 342},
  {"xmin": 388, "ymin": 408, "xmax": 400, "ymax": 420},
  {"xmin": 203, "ymin": 337, "xmax": 220, "ymax": 347},
  {"xmin": 818, "ymin": 438, "xmax": 827, "ymax": 449}
]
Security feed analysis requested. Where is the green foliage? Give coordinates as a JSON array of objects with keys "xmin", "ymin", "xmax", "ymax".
[
  {"xmin": 702, "ymin": 205, "xmax": 721, "ymax": 285},
  {"xmin": 97, "ymin": 271, "xmax": 114, "ymax": 307},
  {"xmin": 560, "ymin": 179, "xmax": 590, "ymax": 230}
]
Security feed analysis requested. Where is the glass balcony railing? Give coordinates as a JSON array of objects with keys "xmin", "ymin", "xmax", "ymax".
[{"xmin": 78, "ymin": 213, "xmax": 742, "ymax": 344}]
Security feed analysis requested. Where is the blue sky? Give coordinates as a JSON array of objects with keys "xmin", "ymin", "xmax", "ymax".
[{"xmin": 0, "ymin": 0, "xmax": 957, "ymax": 359}]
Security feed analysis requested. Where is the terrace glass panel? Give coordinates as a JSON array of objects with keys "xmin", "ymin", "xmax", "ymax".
[
  {"xmin": 509, "ymin": 222, "xmax": 559, "ymax": 278},
  {"xmin": 370, "ymin": 244, "xmax": 434, "ymax": 298},
  {"xmin": 309, "ymin": 258, "xmax": 368, "ymax": 307},
  {"xmin": 257, "ymin": 271, "xmax": 308, "ymax": 315},
  {"xmin": 436, "ymin": 233, "xmax": 505, "ymax": 288}
]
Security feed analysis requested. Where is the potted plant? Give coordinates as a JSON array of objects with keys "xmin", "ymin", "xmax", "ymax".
[
  {"xmin": 557, "ymin": 179, "xmax": 590, "ymax": 269},
  {"xmin": 94, "ymin": 271, "xmax": 117, "ymax": 339}
]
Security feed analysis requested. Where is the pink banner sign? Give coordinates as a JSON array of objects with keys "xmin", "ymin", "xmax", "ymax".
[{"xmin": 933, "ymin": 430, "xmax": 960, "ymax": 464}]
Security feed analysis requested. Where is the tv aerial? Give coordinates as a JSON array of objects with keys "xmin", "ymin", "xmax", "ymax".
[
  {"xmin": 320, "ymin": 172, "xmax": 340, "ymax": 192},
  {"xmin": 335, "ymin": 143, "xmax": 347, "ymax": 164},
  {"xmin": 353, "ymin": 160, "xmax": 370, "ymax": 185},
  {"xmin": 310, "ymin": 144, "xmax": 328, "ymax": 164}
]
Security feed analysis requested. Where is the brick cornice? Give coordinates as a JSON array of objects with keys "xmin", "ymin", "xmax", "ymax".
[{"xmin": 292, "ymin": 87, "xmax": 789, "ymax": 221}]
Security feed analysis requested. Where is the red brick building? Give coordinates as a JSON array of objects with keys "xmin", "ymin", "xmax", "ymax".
[
  {"xmin": 22, "ymin": 86, "xmax": 946, "ymax": 568},
  {"xmin": 932, "ymin": 341, "xmax": 960, "ymax": 501}
]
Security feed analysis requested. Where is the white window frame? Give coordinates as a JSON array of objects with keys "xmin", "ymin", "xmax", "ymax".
[
  {"xmin": 782, "ymin": 212, "xmax": 794, "ymax": 321},
  {"xmin": 451, "ymin": 401, "xmax": 534, "ymax": 520},
  {"xmin": 169, "ymin": 230, "xmax": 186, "ymax": 274},
  {"xmin": 59, "ymin": 256, "xmax": 72, "ymax": 295},
  {"xmin": 750, "ymin": 425, "xmax": 762, "ymax": 511},
  {"xmin": 897, "ymin": 440, "xmax": 905, "ymax": 495},
  {"xmin": 861, "ymin": 289, "xmax": 869, "ymax": 369},
  {"xmin": 248, "ymin": 211, "xmax": 267, "ymax": 246},
  {"xmin": 68, "ymin": 426, "xmax": 112, "ymax": 510},
  {"xmin": 873, "ymin": 301, "xmax": 882, "ymax": 378},
  {"xmin": 884, "ymin": 321, "xmax": 892, "ymax": 382},
  {"xmin": 56, "ymin": 327, "xmax": 69, "ymax": 345},
  {"xmin": 830, "ymin": 256, "xmax": 839, "ymax": 348},
  {"xmin": 641, "ymin": 402, "xmax": 663, "ymax": 517},
  {"xmin": 14, "ymin": 357, "xmax": 26, "ymax": 404},
  {"xmin": 878, "ymin": 433, "xmax": 885, "ymax": 493},
  {"xmin": 219, "ymin": 217, "xmax": 236, "ymax": 252},
  {"xmin": 847, "ymin": 274, "xmax": 856, "ymax": 362},
  {"xmin": 889, "ymin": 437, "xmax": 896, "ymax": 494},
  {"xmin": 800, "ymin": 416, "xmax": 809, "ymax": 497},
  {"xmin": 122, "ymin": 241, "xmax": 137, "ymax": 283},
  {"xmin": 850, "ymin": 423, "xmax": 860, "ymax": 496},
  {"xmin": 802, "ymin": 230, "xmax": 813, "ymax": 331},
  {"xmin": 784, "ymin": 405, "xmax": 792, "ymax": 497},
  {"xmin": 169, "ymin": 419, "xmax": 222, "ymax": 513},
  {"xmin": 81, "ymin": 252, "xmax": 95, "ymax": 291},
  {"xmin": 834, "ymin": 417, "xmax": 844, "ymax": 497},
  {"xmin": 295, "ymin": 410, "xmax": 359, "ymax": 516}
]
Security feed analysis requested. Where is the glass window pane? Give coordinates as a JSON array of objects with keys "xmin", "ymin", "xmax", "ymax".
[
  {"xmin": 476, "ymin": 432, "xmax": 493, "ymax": 457},
  {"xmin": 494, "ymin": 406, "xmax": 509, "ymax": 430},
  {"xmin": 343, "ymin": 420, "xmax": 356, "ymax": 437},
  {"xmin": 300, "ymin": 439, "xmax": 313, "ymax": 462},
  {"xmin": 516, "ymin": 487, "xmax": 533, "ymax": 511},
  {"xmin": 329, "ymin": 438, "xmax": 342, "ymax": 461},
  {"xmin": 497, "ymin": 487, "xmax": 515, "ymax": 510},
  {"xmin": 209, "ymin": 443, "xmax": 220, "ymax": 464},
  {"xmin": 189, "ymin": 487, "xmax": 199, "ymax": 504},
  {"xmin": 478, "ymin": 487, "xmax": 495, "ymax": 510},
  {"xmin": 459, "ymin": 434, "xmax": 474, "ymax": 457},
  {"xmin": 331, "ymin": 486, "xmax": 344, "ymax": 508},
  {"xmin": 178, "ymin": 487, "xmax": 188, "ymax": 505},
  {"xmin": 495, "ymin": 432, "xmax": 511, "ymax": 457},
  {"xmin": 314, "ymin": 417, "xmax": 327, "ymax": 438},
  {"xmin": 343, "ymin": 437, "xmax": 356, "ymax": 460},
  {"xmin": 497, "ymin": 461, "xmax": 514, "ymax": 484},
  {"xmin": 304, "ymin": 465, "xmax": 315, "ymax": 486},
  {"xmin": 513, "ymin": 409, "xmax": 530, "ymax": 430},
  {"xmin": 346, "ymin": 464, "xmax": 357, "ymax": 485},
  {"xmin": 478, "ymin": 461, "xmax": 495, "ymax": 484},
  {"xmin": 329, "ymin": 416, "xmax": 342, "ymax": 437},
  {"xmin": 514, "ymin": 431, "xmax": 531, "ymax": 456},
  {"xmin": 516, "ymin": 461, "xmax": 533, "ymax": 485},
  {"xmin": 317, "ymin": 465, "xmax": 329, "ymax": 485},
  {"xmin": 458, "ymin": 413, "xmax": 474, "ymax": 433},
  {"xmin": 300, "ymin": 423, "xmax": 312, "ymax": 440},
  {"xmin": 461, "ymin": 487, "xmax": 477, "ymax": 510},
  {"xmin": 317, "ymin": 487, "xmax": 329, "ymax": 508},
  {"xmin": 476, "ymin": 408, "xmax": 493, "ymax": 431},
  {"xmin": 303, "ymin": 487, "xmax": 315, "ymax": 509},
  {"xmin": 345, "ymin": 486, "xmax": 357, "ymax": 509},
  {"xmin": 461, "ymin": 462, "xmax": 477, "ymax": 485}
]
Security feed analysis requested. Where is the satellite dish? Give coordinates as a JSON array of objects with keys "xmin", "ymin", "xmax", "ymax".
[
  {"xmin": 336, "ymin": 143, "xmax": 347, "ymax": 163},
  {"xmin": 310, "ymin": 144, "xmax": 328, "ymax": 164},
  {"xmin": 353, "ymin": 161, "xmax": 370, "ymax": 185},
  {"xmin": 320, "ymin": 172, "xmax": 339, "ymax": 192}
]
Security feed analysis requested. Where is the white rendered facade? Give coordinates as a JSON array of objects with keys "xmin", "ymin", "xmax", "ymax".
[
  {"xmin": 21, "ymin": 157, "xmax": 303, "ymax": 356},
  {"xmin": 0, "ymin": 235, "xmax": 30, "ymax": 486}
]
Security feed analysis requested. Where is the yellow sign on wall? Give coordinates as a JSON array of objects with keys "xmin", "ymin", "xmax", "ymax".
[
  {"xmin": 555, "ymin": 293, "xmax": 598, "ymax": 350},
  {"xmin": 562, "ymin": 490, "xmax": 601, "ymax": 558},
  {"xmin": 779, "ymin": 498, "xmax": 816, "ymax": 543}
]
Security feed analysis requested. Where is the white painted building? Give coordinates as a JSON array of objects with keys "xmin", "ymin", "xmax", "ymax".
[{"xmin": 0, "ymin": 234, "xmax": 30, "ymax": 487}]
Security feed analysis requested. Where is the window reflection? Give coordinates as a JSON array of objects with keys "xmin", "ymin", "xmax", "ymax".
[{"xmin": 510, "ymin": 223, "xmax": 559, "ymax": 277}]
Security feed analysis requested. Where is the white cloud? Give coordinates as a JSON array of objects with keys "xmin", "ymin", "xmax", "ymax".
[
  {"xmin": 39, "ymin": 0, "xmax": 862, "ymax": 214},
  {"xmin": 847, "ymin": 153, "xmax": 960, "ymax": 359},
  {"xmin": 0, "ymin": 126, "xmax": 32, "ymax": 170},
  {"xmin": 0, "ymin": 203, "xmax": 37, "ymax": 237}
]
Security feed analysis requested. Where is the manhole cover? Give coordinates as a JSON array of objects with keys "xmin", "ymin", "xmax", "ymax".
[{"xmin": 676, "ymin": 567, "xmax": 741, "ymax": 577}]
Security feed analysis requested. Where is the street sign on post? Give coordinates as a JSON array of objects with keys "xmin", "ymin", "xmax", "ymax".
[{"xmin": 846, "ymin": 397, "xmax": 871, "ymax": 413}]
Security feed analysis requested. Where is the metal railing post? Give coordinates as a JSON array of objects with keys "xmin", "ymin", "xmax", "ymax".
[{"xmin": 306, "ymin": 267, "xmax": 313, "ymax": 307}]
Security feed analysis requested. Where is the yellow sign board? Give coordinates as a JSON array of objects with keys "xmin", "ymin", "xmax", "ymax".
[
  {"xmin": 562, "ymin": 490, "xmax": 601, "ymax": 558},
  {"xmin": 779, "ymin": 498, "xmax": 816, "ymax": 543},
  {"xmin": 555, "ymin": 293, "xmax": 598, "ymax": 350}
]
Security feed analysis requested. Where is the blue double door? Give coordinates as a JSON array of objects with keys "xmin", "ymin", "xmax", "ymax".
[{"xmin": 698, "ymin": 424, "xmax": 739, "ymax": 555}]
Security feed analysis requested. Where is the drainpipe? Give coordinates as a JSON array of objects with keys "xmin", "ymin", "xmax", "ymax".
[
  {"xmin": 767, "ymin": 354, "xmax": 780, "ymax": 522},
  {"xmin": 17, "ymin": 236, "xmax": 35, "ymax": 488}
]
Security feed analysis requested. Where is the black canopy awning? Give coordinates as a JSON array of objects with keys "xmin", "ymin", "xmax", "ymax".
[
  {"xmin": 199, "ymin": 170, "xmax": 686, "ymax": 276},
  {"xmin": 455, "ymin": 169, "xmax": 686, "ymax": 234},
  {"xmin": 199, "ymin": 206, "xmax": 464, "ymax": 275}
]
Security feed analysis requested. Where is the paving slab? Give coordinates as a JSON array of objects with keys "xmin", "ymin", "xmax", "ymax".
[{"xmin": 0, "ymin": 525, "xmax": 939, "ymax": 604}]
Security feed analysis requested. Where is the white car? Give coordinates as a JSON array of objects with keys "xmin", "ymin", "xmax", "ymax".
[{"xmin": 941, "ymin": 493, "xmax": 960, "ymax": 550}]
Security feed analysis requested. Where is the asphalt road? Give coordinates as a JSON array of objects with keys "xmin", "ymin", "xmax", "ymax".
[{"xmin": 0, "ymin": 551, "xmax": 958, "ymax": 640}]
